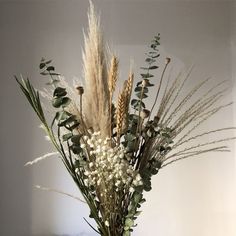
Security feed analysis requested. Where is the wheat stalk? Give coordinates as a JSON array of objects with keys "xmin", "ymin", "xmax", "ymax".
[
  {"xmin": 108, "ymin": 55, "xmax": 119, "ymax": 97},
  {"xmin": 125, "ymin": 72, "xmax": 134, "ymax": 105},
  {"xmin": 108, "ymin": 55, "xmax": 119, "ymax": 140},
  {"xmin": 116, "ymin": 91, "xmax": 126, "ymax": 142},
  {"xmin": 164, "ymin": 137, "xmax": 236, "ymax": 163},
  {"xmin": 122, "ymin": 72, "xmax": 134, "ymax": 131},
  {"xmin": 170, "ymin": 80, "xmax": 228, "ymax": 133},
  {"xmin": 163, "ymin": 77, "xmax": 211, "ymax": 127},
  {"xmin": 175, "ymin": 127, "xmax": 236, "ymax": 148},
  {"xmin": 161, "ymin": 146, "xmax": 230, "ymax": 168},
  {"xmin": 158, "ymin": 68, "xmax": 192, "ymax": 123},
  {"xmin": 172, "ymin": 102, "xmax": 233, "ymax": 151},
  {"xmin": 172, "ymin": 92, "xmax": 225, "ymax": 134},
  {"xmin": 149, "ymin": 58, "xmax": 171, "ymax": 120}
]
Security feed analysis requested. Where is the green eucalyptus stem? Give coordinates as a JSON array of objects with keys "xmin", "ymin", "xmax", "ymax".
[{"xmin": 134, "ymin": 81, "xmax": 146, "ymax": 158}]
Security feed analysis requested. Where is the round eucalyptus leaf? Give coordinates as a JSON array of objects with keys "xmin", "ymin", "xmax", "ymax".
[{"xmin": 53, "ymin": 87, "xmax": 67, "ymax": 97}]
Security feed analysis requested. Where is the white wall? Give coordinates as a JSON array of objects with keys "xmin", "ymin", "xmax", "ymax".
[
  {"xmin": 232, "ymin": 2, "xmax": 236, "ymax": 121},
  {"xmin": 0, "ymin": 1, "xmax": 235, "ymax": 236}
]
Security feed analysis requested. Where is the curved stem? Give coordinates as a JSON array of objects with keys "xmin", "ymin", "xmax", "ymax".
[{"xmin": 148, "ymin": 58, "xmax": 170, "ymax": 121}]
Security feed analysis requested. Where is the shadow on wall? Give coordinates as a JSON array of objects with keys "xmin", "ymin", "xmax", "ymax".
[{"xmin": 0, "ymin": 79, "xmax": 33, "ymax": 235}]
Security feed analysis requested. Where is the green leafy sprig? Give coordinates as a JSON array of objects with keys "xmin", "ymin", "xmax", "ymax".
[{"xmin": 16, "ymin": 60, "xmax": 110, "ymax": 236}]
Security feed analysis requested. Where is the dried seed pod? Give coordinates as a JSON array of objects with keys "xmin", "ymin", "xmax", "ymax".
[
  {"xmin": 165, "ymin": 57, "xmax": 171, "ymax": 64},
  {"xmin": 76, "ymin": 86, "xmax": 84, "ymax": 95}
]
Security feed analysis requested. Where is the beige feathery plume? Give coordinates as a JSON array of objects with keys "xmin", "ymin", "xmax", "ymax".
[
  {"xmin": 35, "ymin": 185, "xmax": 86, "ymax": 203},
  {"xmin": 82, "ymin": 2, "xmax": 110, "ymax": 138},
  {"xmin": 25, "ymin": 152, "xmax": 59, "ymax": 166}
]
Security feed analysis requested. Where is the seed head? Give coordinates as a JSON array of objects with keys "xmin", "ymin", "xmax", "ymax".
[{"xmin": 76, "ymin": 86, "xmax": 84, "ymax": 95}]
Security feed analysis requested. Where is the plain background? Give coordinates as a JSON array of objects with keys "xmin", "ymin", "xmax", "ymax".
[{"xmin": 0, "ymin": 0, "xmax": 236, "ymax": 235}]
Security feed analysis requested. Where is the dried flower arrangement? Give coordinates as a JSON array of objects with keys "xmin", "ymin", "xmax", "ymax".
[{"xmin": 16, "ymin": 2, "xmax": 235, "ymax": 236}]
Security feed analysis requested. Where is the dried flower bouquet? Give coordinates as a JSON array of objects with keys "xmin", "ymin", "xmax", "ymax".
[{"xmin": 16, "ymin": 2, "xmax": 234, "ymax": 236}]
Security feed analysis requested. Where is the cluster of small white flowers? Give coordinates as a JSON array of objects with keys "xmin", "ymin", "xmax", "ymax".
[{"xmin": 76, "ymin": 132, "xmax": 142, "ymax": 193}]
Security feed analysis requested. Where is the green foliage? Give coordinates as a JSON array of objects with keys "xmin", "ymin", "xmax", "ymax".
[
  {"xmin": 52, "ymin": 97, "xmax": 71, "ymax": 108},
  {"xmin": 139, "ymin": 122, "xmax": 174, "ymax": 191},
  {"xmin": 130, "ymin": 33, "xmax": 161, "ymax": 151},
  {"xmin": 124, "ymin": 57, "xmax": 174, "ymax": 232},
  {"xmin": 71, "ymin": 134, "xmax": 82, "ymax": 144},
  {"xmin": 53, "ymin": 87, "xmax": 67, "ymax": 97},
  {"xmin": 39, "ymin": 59, "xmax": 80, "ymax": 134},
  {"xmin": 123, "ymin": 191, "xmax": 145, "ymax": 235},
  {"xmin": 40, "ymin": 58, "xmax": 60, "ymax": 76},
  {"xmin": 131, "ymin": 99, "xmax": 145, "ymax": 110},
  {"xmin": 123, "ymin": 132, "xmax": 137, "ymax": 153},
  {"xmin": 62, "ymin": 133, "xmax": 73, "ymax": 142},
  {"xmin": 16, "ymin": 34, "xmax": 176, "ymax": 236}
]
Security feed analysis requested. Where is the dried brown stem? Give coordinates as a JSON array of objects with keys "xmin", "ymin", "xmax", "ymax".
[
  {"xmin": 148, "ymin": 57, "xmax": 171, "ymax": 121},
  {"xmin": 161, "ymin": 146, "xmax": 230, "ymax": 168}
]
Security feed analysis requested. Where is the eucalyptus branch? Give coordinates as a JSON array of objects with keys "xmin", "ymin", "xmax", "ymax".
[{"xmin": 134, "ymin": 82, "xmax": 146, "ymax": 155}]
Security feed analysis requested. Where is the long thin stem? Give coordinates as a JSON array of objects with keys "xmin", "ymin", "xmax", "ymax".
[
  {"xmin": 35, "ymin": 185, "xmax": 86, "ymax": 203},
  {"xmin": 164, "ymin": 137, "xmax": 236, "ymax": 162},
  {"xmin": 148, "ymin": 58, "xmax": 170, "ymax": 121},
  {"xmin": 161, "ymin": 146, "xmax": 229, "ymax": 168},
  {"xmin": 134, "ymin": 83, "xmax": 145, "ymax": 156}
]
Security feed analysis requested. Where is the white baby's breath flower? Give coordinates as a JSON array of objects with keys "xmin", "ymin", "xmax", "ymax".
[
  {"xmin": 136, "ymin": 174, "xmax": 141, "ymax": 181},
  {"xmin": 129, "ymin": 187, "xmax": 135, "ymax": 192},
  {"xmin": 82, "ymin": 132, "xmax": 143, "ymax": 199},
  {"xmin": 84, "ymin": 179, "xmax": 89, "ymax": 186},
  {"xmin": 98, "ymin": 138, "xmax": 102, "ymax": 143},
  {"xmin": 87, "ymin": 139, "xmax": 93, "ymax": 146},
  {"xmin": 105, "ymin": 220, "xmax": 109, "ymax": 227},
  {"xmin": 94, "ymin": 131, "xmax": 100, "ymax": 136},
  {"xmin": 138, "ymin": 180, "xmax": 143, "ymax": 185}
]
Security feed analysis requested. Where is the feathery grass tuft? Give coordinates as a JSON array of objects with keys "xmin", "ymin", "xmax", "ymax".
[{"xmin": 82, "ymin": 1, "xmax": 110, "ymax": 138}]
